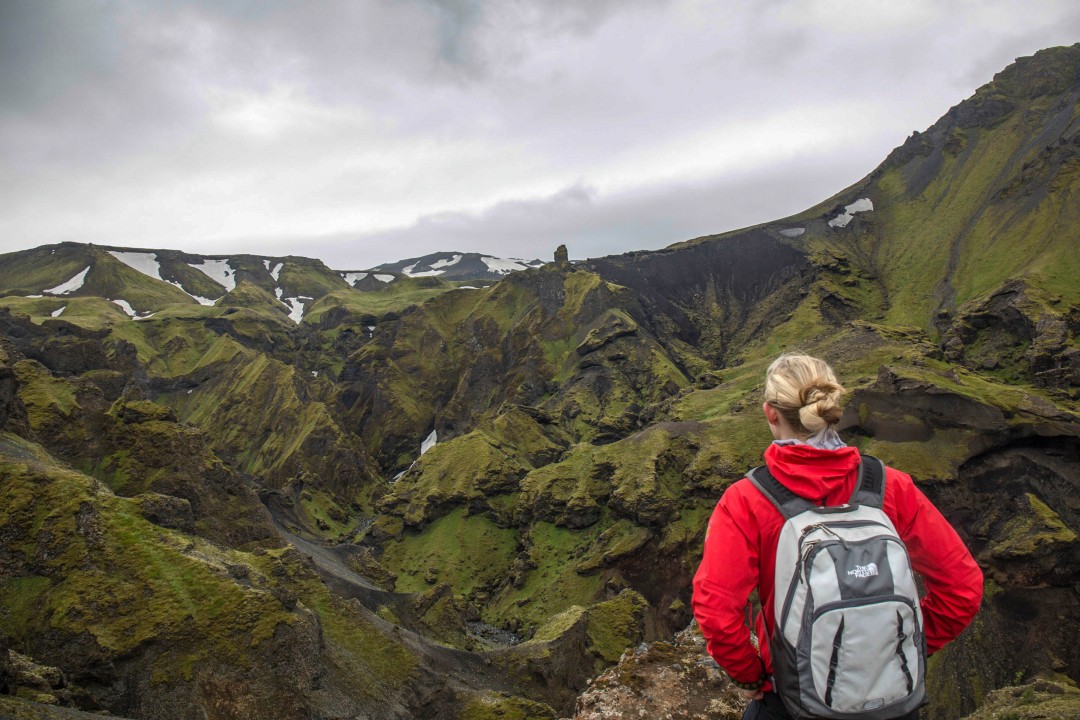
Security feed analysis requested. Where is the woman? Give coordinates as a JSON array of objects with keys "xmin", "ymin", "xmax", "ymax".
[{"xmin": 692, "ymin": 354, "xmax": 982, "ymax": 719}]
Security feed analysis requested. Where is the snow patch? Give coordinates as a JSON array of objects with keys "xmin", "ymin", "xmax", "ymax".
[
  {"xmin": 266, "ymin": 261, "xmax": 283, "ymax": 282},
  {"xmin": 111, "ymin": 299, "xmax": 156, "ymax": 320},
  {"xmin": 109, "ymin": 251, "xmax": 163, "ymax": 280},
  {"xmin": 431, "ymin": 254, "xmax": 462, "ymax": 270},
  {"xmin": 420, "ymin": 429, "xmax": 438, "ymax": 455},
  {"xmin": 275, "ymin": 287, "xmax": 283, "ymax": 299},
  {"xmin": 780, "ymin": 228, "xmax": 805, "ymax": 238},
  {"xmin": 111, "ymin": 299, "xmax": 138, "ymax": 317},
  {"xmin": 190, "ymin": 259, "xmax": 237, "ymax": 292},
  {"xmin": 828, "ymin": 198, "xmax": 874, "ymax": 228},
  {"xmin": 847, "ymin": 198, "xmax": 873, "ymax": 213},
  {"xmin": 390, "ymin": 428, "xmax": 438, "ymax": 481},
  {"xmin": 374, "ymin": 274, "xmax": 395, "ymax": 283},
  {"xmin": 457, "ymin": 286, "xmax": 479, "ymax": 290},
  {"xmin": 401, "ymin": 255, "xmax": 463, "ymax": 278},
  {"xmin": 401, "ymin": 263, "xmax": 441, "ymax": 277},
  {"xmin": 481, "ymin": 257, "xmax": 530, "ymax": 274},
  {"xmin": 111, "ymin": 250, "xmax": 219, "ymax": 304},
  {"xmin": 341, "ymin": 272, "xmax": 369, "ymax": 286},
  {"xmin": 45, "ymin": 267, "xmax": 90, "ymax": 295},
  {"xmin": 282, "ymin": 296, "xmax": 312, "ymax": 323},
  {"xmin": 51, "ymin": 306, "xmax": 66, "ymax": 318}
]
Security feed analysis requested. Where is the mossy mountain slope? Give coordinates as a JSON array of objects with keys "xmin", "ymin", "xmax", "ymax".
[{"xmin": 0, "ymin": 46, "xmax": 1078, "ymax": 720}]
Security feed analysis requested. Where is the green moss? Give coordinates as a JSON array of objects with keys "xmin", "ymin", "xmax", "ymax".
[
  {"xmin": 0, "ymin": 577, "xmax": 51, "ymax": 632},
  {"xmin": 298, "ymin": 488, "xmax": 358, "ymax": 539},
  {"xmin": 382, "ymin": 426, "xmax": 536, "ymax": 526},
  {"xmin": 459, "ymin": 691, "xmax": 557, "ymax": 720},
  {"xmin": 163, "ymin": 352, "xmax": 367, "ymax": 491},
  {"xmin": 575, "ymin": 521, "xmax": 652, "ymax": 573},
  {"xmin": 275, "ymin": 258, "xmax": 349, "ymax": 299},
  {"xmin": 858, "ymin": 95, "xmax": 1080, "ymax": 331},
  {"xmin": 521, "ymin": 589, "xmax": 646, "ymax": 666},
  {"xmin": 983, "ymin": 577, "xmax": 1005, "ymax": 599},
  {"xmin": 375, "ymin": 605, "xmax": 401, "ymax": 625},
  {"xmin": 218, "ymin": 280, "xmax": 288, "ymax": 314},
  {"xmin": 528, "ymin": 605, "xmax": 587, "ymax": 643},
  {"xmin": 659, "ymin": 503, "xmax": 713, "ymax": 554},
  {"xmin": 990, "ymin": 493, "xmax": 1077, "ymax": 558},
  {"xmin": 0, "ymin": 244, "xmax": 94, "ymax": 295},
  {"xmin": 11, "ymin": 360, "xmax": 78, "ymax": 432},
  {"xmin": 683, "ymin": 414, "xmax": 774, "ymax": 480},
  {"xmin": 585, "ymin": 590, "xmax": 648, "ymax": 663},
  {"xmin": 755, "ymin": 292, "xmax": 832, "ymax": 357},
  {"xmin": 0, "ymin": 296, "xmax": 73, "ymax": 322},
  {"xmin": 487, "ymin": 521, "xmax": 605, "ymax": 631},
  {"xmin": 380, "ymin": 508, "xmax": 519, "ymax": 595},
  {"xmin": 516, "ymin": 444, "xmax": 606, "ymax": 526},
  {"xmin": 303, "ymin": 278, "xmax": 459, "ymax": 324},
  {"xmin": 673, "ymin": 360, "xmax": 769, "ymax": 421},
  {"xmin": 855, "ymin": 428, "xmax": 976, "ymax": 483},
  {"xmin": 540, "ymin": 337, "xmax": 576, "ymax": 384},
  {"xmin": 959, "ymin": 677, "xmax": 1080, "ymax": 720},
  {"xmin": 308, "ymin": 592, "xmax": 418, "ymax": 693},
  {"xmin": 596, "ymin": 427, "xmax": 685, "ymax": 524},
  {"xmin": 0, "ymin": 458, "xmax": 296, "ymax": 683},
  {"xmin": 78, "ymin": 449, "xmax": 145, "ymax": 495}
]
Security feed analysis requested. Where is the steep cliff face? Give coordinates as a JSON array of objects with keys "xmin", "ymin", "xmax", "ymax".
[{"xmin": 586, "ymin": 231, "xmax": 813, "ymax": 365}]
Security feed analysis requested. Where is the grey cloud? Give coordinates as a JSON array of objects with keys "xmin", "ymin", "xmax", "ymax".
[
  {"xmin": 301, "ymin": 153, "xmax": 870, "ymax": 270},
  {"xmin": 2, "ymin": 0, "xmax": 1077, "ymax": 267}
]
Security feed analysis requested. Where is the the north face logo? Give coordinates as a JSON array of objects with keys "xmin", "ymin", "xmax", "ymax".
[{"xmin": 847, "ymin": 562, "xmax": 879, "ymax": 578}]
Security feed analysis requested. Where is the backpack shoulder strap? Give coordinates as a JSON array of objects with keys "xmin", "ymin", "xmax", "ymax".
[
  {"xmin": 747, "ymin": 465, "xmax": 816, "ymax": 520},
  {"xmin": 850, "ymin": 454, "xmax": 887, "ymax": 509}
]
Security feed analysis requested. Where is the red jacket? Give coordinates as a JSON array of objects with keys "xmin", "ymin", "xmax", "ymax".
[{"xmin": 692, "ymin": 443, "xmax": 983, "ymax": 687}]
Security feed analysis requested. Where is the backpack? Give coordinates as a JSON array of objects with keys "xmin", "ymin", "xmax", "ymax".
[{"xmin": 748, "ymin": 455, "xmax": 927, "ymax": 720}]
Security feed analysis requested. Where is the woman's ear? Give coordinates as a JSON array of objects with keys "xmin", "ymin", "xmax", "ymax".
[{"xmin": 763, "ymin": 402, "xmax": 784, "ymax": 440}]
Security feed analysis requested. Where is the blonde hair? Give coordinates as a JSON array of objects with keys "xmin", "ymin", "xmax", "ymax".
[{"xmin": 764, "ymin": 353, "xmax": 846, "ymax": 435}]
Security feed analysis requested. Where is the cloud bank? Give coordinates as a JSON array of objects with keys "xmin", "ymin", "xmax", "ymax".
[{"xmin": 1, "ymin": 0, "xmax": 1078, "ymax": 268}]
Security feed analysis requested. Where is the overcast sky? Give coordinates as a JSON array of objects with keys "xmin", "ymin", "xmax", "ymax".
[{"xmin": 1, "ymin": 1, "xmax": 1078, "ymax": 269}]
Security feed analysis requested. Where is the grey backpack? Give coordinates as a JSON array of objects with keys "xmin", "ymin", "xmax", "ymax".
[{"xmin": 748, "ymin": 456, "xmax": 927, "ymax": 720}]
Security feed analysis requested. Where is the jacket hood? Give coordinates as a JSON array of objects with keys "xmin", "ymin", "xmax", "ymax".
[{"xmin": 763, "ymin": 442, "xmax": 862, "ymax": 506}]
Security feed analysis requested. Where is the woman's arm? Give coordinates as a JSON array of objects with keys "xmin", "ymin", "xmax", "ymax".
[
  {"xmin": 692, "ymin": 486, "xmax": 765, "ymax": 683},
  {"xmin": 887, "ymin": 469, "xmax": 984, "ymax": 653}
]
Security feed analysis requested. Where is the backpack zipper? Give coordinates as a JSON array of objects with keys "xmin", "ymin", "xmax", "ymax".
[{"xmin": 781, "ymin": 532, "xmax": 909, "ymax": 633}]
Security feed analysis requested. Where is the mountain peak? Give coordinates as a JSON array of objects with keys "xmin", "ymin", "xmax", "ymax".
[{"xmin": 370, "ymin": 251, "xmax": 546, "ymax": 281}]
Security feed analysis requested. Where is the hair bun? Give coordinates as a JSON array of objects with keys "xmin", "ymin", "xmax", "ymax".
[
  {"xmin": 763, "ymin": 354, "xmax": 846, "ymax": 437},
  {"xmin": 798, "ymin": 380, "xmax": 844, "ymax": 433}
]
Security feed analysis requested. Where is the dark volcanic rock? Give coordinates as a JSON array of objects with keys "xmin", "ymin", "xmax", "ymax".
[
  {"xmin": 586, "ymin": 231, "xmax": 811, "ymax": 362},
  {"xmin": 134, "ymin": 493, "xmax": 195, "ymax": 533}
]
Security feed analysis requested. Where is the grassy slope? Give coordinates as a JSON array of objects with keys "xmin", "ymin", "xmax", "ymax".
[
  {"xmin": 0, "ymin": 245, "xmax": 94, "ymax": 294},
  {"xmin": 0, "ymin": 436, "xmax": 420, "ymax": 707}
]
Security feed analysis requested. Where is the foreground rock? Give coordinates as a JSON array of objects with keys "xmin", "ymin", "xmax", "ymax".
[
  {"xmin": 567, "ymin": 627, "xmax": 1080, "ymax": 720},
  {"xmin": 568, "ymin": 624, "xmax": 746, "ymax": 720}
]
